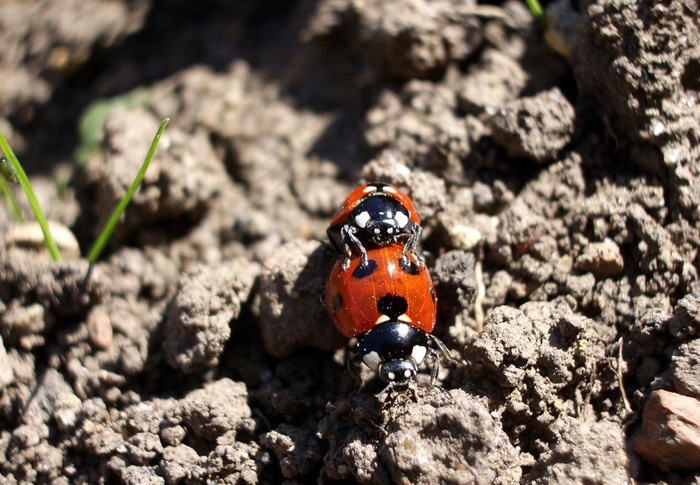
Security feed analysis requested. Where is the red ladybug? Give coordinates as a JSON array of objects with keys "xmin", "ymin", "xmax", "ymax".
[
  {"xmin": 327, "ymin": 182, "xmax": 422, "ymax": 269},
  {"xmin": 325, "ymin": 244, "xmax": 450, "ymax": 385}
]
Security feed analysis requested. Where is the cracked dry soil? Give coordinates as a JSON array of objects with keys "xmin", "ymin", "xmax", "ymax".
[{"xmin": 1, "ymin": 0, "xmax": 700, "ymax": 483}]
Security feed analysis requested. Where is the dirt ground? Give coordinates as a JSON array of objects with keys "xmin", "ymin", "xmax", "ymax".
[{"xmin": 1, "ymin": 0, "xmax": 700, "ymax": 483}]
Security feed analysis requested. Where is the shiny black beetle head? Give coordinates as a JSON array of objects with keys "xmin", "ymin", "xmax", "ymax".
[
  {"xmin": 350, "ymin": 196, "xmax": 412, "ymax": 247},
  {"xmin": 355, "ymin": 321, "xmax": 430, "ymax": 384}
]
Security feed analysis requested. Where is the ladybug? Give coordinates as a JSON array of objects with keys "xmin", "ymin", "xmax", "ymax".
[
  {"xmin": 325, "ymin": 243, "xmax": 451, "ymax": 385},
  {"xmin": 327, "ymin": 182, "xmax": 422, "ymax": 269}
]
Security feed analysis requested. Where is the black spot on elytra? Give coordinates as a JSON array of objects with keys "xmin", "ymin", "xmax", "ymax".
[
  {"xmin": 377, "ymin": 294, "xmax": 408, "ymax": 320},
  {"xmin": 332, "ymin": 293, "xmax": 343, "ymax": 311},
  {"xmin": 352, "ymin": 259, "xmax": 377, "ymax": 279}
]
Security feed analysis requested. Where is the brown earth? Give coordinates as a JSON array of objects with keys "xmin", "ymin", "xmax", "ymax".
[{"xmin": 1, "ymin": 0, "xmax": 700, "ymax": 483}]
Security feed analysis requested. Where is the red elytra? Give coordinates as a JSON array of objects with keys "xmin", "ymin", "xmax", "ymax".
[
  {"xmin": 325, "ymin": 244, "xmax": 437, "ymax": 338},
  {"xmin": 328, "ymin": 182, "xmax": 420, "ymax": 228}
]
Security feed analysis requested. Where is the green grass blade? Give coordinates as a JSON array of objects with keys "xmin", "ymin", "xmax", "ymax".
[
  {"xmin": 86, "ymin": 118, "xmax": 169, "ymax": 264},
  {"xmin": 0, "ymin": 131, "xmax": 61, "ymax": 261},
  {"xmin": 0, "ymin": 175, "xmax": 24, "ymax": 222},
  {"xmin": 524, "ymin": 0, "xmax": 547, "ymax": 28}
]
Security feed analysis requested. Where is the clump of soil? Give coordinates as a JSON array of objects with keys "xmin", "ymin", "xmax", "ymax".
[{"xmin": 1, "ymin": 0, "xmax": 700, "ymax": 482}]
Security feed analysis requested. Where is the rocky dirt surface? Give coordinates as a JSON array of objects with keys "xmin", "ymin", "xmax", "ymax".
[{"xmin": 1, "ymin": 0, "xmax": 699, "ymax": 483}]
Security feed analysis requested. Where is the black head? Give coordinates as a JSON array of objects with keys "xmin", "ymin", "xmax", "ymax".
[
  {"xmin": 351, "ymin": 196, "xmax": 411, "ymax": 247},
  {"xmin": 379, "ymin": 359, "xmax": 418, "ymax": 383},
  {"xmin": 355, "ymin": 321, "xmax": 430, "ymax": 383}
]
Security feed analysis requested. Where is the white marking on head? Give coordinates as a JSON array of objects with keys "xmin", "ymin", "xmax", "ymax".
[
  {"xmin": 404, "ymin": 369, "xmax": 412, "ymax": 378},
  {"xmin": 387, "ymin": 371, "xmax": 396, "ymax": 381},
  {"xmin": 355, "ymin": 211, "xmax": 371, "ymax": 228},
  {"xmin": 387, "ymin": 227, "xmax": 394, "ymax": 234},
  {"xmin": 363, "ymin": 185, "xmax": 378, "ymax": 194},
  {"xmin": 394, "ymin": 211, "xmax": 409, "ymax": 228},
  {"xmin": 383, "ymin": 186, "xmax": 397, "ymax": 194},
  {"xmin": 363, "ymin": 351, "xmax": 381, "ymax": 370},
  {"xmin": 397, "ymin": 314, "xmax": 412, "ymax": 323},
  {"xmin": 412, "ymin": 345, "xmax": 427, "ymax": 364},
  {"xmin": 374, "ymin": 228, "xmax": 381, "ymax": 234}
]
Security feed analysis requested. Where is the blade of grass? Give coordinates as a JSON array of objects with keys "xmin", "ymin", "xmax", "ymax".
[
  {"xmin": 0, "ymin": 131, "xmax": 61, "ymax": 261},
  {"xmin": 86, "ymin": 118, "xmax": 169, "ymax": 264},
  {"xmin": 1, "ymin": 161, "xmax": 24, "ymax": 222},
  {"xmin": 524, "ymin": 0, "xmax": 547, "ymax": 28}
]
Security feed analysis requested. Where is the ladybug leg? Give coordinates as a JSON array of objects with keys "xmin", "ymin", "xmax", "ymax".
[
  {"xmin": 404, "ymin": 222, "xmax": 423, "ymax": 265},
  {"xmin": 430, "ymin": 334, "xmax": 458, "ymax": 364},
  {"xmin": 426, "ymin": 347, "xmax": 441, "ymax": 387},
  {"xmin": 347, "ymin": 354, "xmax": 364, "ymax": 388},
  {"xmin": 340, "ymin": 224, "xmax": 369, "ymax": 269},
  {"xmin": 339, "ymin": 224, "xmax": 355, "ymax": 259},
  {"xmin": 358, "ymin": 247, "xmax": 369, "ymax": 268},
  {"xmin": 426, "ymin": 334, "xmax": 460, "ymax": 386}
]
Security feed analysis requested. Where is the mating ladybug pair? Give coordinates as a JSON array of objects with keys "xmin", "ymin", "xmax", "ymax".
[{"xmin": 325, "ymin": 182, "xmax": 452, "ymax": 386}]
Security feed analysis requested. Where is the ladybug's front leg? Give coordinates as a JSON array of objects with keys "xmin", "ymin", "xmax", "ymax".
[
  {"xmin": 340, "ymin": 224, "xmax": 369, "ymax": 270},
  {"xmin": 347, "ymin": 353, "xmax": 364, "ymax": 388},
  {"xmin": 403, "ymin": 222, "xmax": 423, "ymax": 265},
  {"xmin": 426, "ymin": 334, "xmax": 458, "ymax": 386},
  {"xmin": 429, "ymin": 334, "xmax": 457, "ymax": 363},
  {"xmin": 426, "ymin": 347, "xmax": 441, "ymax": 387}
]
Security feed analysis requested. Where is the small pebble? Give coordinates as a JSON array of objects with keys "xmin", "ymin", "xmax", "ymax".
[
  {"xmin": 575, "ymin": 240, "xmax": 624, "ymax": 277},
  {"xmin": 632, "ymin": 389, "xmax": 700, "ymax": 470},
  {"xmin": 87, "ymin": 309, "xmax": 113, "ymax": 350},
  {"xmin": 5, "ymin": 221, "xmax": 81, "ymax": 259},
  {"xmin": 448, "ymin": 224, "xmax": 482, "ymax": 251}
]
